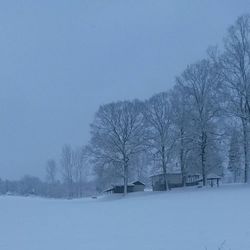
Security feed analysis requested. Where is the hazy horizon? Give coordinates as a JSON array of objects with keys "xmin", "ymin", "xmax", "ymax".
[{"xmin": 1, "ymin": 0, "xmax": 250, "ymax": 180}]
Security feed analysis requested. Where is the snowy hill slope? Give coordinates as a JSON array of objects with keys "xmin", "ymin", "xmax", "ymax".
[{"xmin": 1, "ymin": 184, "xmax": 250, "ymax": 250}]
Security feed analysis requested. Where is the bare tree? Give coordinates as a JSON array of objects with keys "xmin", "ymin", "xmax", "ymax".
[
  {"xmin": 72, "ymin": 146, "xmax": 87, "ymax": 197},
  {"xmin": 90, "ymin": 100, "xmax": 145, "ymax": 195},
  {"xmin": 143, "ymin": 92, "xmax": 175, "ymax": 190},
  {"xmin": 19, "ymin": 175, "xmax": 43, "ymax": 196},
  {"xmin": 60, "ymin": 144, "xmax": 74, "ymax": 198},
  {"xmin": 177, "ymin": 59, "xmax": 221, "ymax": 186},
  {"xmin": 170, "ymin": 85, "xmax": 194, "ymax": 186},
  {"xmin": 129, "ymin": 151, "xmax": 151, "ymax": 185},
  {"xmin": 46, "ymin": 159, "xmax": 57, "ymax": 184},
  {"xmin": 220, "ymin": 14, "xmax": 250, "ymax": 183},
  {"xmin": 228, "ymin": 128, "xmax": 243, "ymax": 182}
]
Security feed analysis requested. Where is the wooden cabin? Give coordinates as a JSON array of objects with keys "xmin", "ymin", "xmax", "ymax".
[
  {"xmin": 151, "ymin": 172, "xmax": 221, "ymax": 191},
  {"xmin": 104, "ymin": 181, "xmax": 145, "ymax": 194},
  {"xmin": 151, "ymin": 173, "xmax": 202, "ymax": 191},
  {"xmin": 186, "ymin": 174, "xmax": 202, "ymax": 186},
  {"xmin": 130, "ymin": 181, "xmax": 145, "ymax": 192},
  {"xmin": 206, "ymin": 173, "xmax": 221, "ymax": 187}
]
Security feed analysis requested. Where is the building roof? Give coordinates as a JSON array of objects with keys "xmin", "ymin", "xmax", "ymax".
[
  {"xmin": 207, "ymin": 173, "xmax": 222, "ymax": 180},
  {"xmin": 103, "ymin": 180, "xmax": 145, "ymax": 192},
  {"xmin": 103, "ymin": 187, "xmax": 114, "ymax": 193},
  {"xmin": 150, "ymin": 173, "xmax": 182, "ymax": 178},
  {"xmin": 187, "ymin": 173, "xmax": 201, "ymax": 177},
  {"xmin": 112, "ymin": 184, "xmax": 134, "ymax": 188},
  {"xmin": 150, "ymin": 173, "xmax": 221, "ymax": 180},
  {"xmin": 131, "ymin": 181, "xmax": 145, "ymax": 186}
]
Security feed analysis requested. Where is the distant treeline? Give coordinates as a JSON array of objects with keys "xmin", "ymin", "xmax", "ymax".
[{"xmin": 0, "ymin": 175, "xmax": 96, "ymax": 198}]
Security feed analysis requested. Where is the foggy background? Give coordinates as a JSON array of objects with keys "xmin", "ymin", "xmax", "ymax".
[{"xmin": 0, "ymin": 0, "xmax": 249, "ymax": 179}]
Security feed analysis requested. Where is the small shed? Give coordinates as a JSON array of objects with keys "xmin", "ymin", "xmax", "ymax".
[
  {"xmin": 104, "ymin": 180, "xmax": 145, "ymax": 194},
  {"xmin": 103, "ymin": 187, "xmax": 115, "ymax": 194},
  {"xmin": 207, "ymin": 173, "xmax": 221, "ymax": 187},
  {"xmin": 112, "ymin": 184, "xmax": 134, "ymax": 193},
  {"xmin": 151, "ymin": 173, "xmax": 202, "ymax": 191},
  {"xmin": 186, "ymin": 174, "xmax": 202, "ymax": 186},
  {"xmin": 151, "ymin": 173, "xmax": 183, "ymax": 191},
  {"xmin": 130, "ymin": 181, "xmax": 145, "ymax": 192}
]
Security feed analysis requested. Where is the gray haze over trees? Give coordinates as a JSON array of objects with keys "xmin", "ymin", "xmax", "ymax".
[{"xmin": 0, "ymin": 1, "xmax": 250, "ymax": 180}]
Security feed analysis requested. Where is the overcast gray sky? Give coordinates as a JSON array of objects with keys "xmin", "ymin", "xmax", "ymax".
[{"xmin": 0, "ymin": 0, "xmax": 249, "ymax": 180}]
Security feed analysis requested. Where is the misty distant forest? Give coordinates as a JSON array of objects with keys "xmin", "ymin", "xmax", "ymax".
[{"xmin": 1, "ymin": 14, "xmax": 250, "ymax": 199}]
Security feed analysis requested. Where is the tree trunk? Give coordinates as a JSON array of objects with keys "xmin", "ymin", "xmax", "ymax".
[
  {"xmin": 242, "ymin": 120, "xmax": 249, "ymax": 183},
  {"xmin": 234, "ymin": 169, "xmax": 237, "ymax": 183},
  {"xmin": 201, "ymin": 131, "xmax": 207, "ymax": 186},
  {"xmin": 123, "ymin": 161, "xmax": 128, "ymax": 195},
  {"xmin": 68, "ymin": 179, "xmax": 73, "ymax": 199},
  {"xmin": 79, "ymin": 171, "xmax": 83, "ymax": 198},
  {"xmin": 180, "ymin": 128, "xmax": 186, "ymax": 186},
  {"xmin": 162, "ymin": 145, "xmax": 169, "ymax": 191}
]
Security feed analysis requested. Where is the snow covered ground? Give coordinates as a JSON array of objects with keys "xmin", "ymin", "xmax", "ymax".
[{"xmin": 1, "ymin": 184, "xmax": 250, "ymax": 250}]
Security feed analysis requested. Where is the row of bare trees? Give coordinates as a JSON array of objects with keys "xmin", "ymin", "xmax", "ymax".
[
  {"xmin": 0, "ymin": 147, "xmax": 91, "ymax": 198},
  {"xmin": 89, "ymin": 14, "xmax": 250, "ymax": 194},
  {"xmin": 60, "ymin": 145, "xmax": 89, "ymax": 198},
  {"xmin": 45, "ymin": 145, "xmax": 90, "ymax": 198}
]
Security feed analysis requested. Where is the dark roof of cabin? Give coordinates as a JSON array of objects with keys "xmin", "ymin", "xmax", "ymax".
[
  {"xmin": 103, "ymin": 187, "xmax": 114, "ymax": 193},
  {"xmin": 131, "ymin": 181, "xmax": 145, "ymax": 186},
  {"xmin": 207, "ymin": 173, "xmax": 222, "ymax": 180},
  {"xmin": 112, "ymin": 184, "xmax": 134, "ymax": 188},
  {"xmin": 103, "ymin": 180, "xmax": 145, "ymax": 192},
  {"xmin": 150, "ymin": 173, "xmax": 182, "ymax": 178}
]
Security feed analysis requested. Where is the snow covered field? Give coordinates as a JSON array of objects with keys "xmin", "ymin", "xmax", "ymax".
[{"xmin": 1, "ymin": 185, "xmax": 250, "ymax": 250}]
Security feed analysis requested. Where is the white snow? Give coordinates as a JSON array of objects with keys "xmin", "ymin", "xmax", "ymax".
[{"xmin": 1, "ymin": 184, "xmax": 250, "ymax": 250}]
